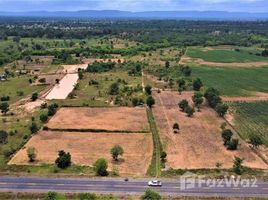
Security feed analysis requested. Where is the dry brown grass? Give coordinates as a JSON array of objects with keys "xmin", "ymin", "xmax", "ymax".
[
  {"xmin": 9, "ymin": 131, "xmax": 153, "ymax": 176},
  {"xmin": 47, "ymin": 107, "xmax": 149, "ymax": 132},
  {"xmin": 152, "ymin": 90, "xmax": 267, "ymax": 170}
]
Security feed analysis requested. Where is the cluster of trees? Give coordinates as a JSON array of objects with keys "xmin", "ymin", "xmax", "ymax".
[
  {"xmin": 204, "ymin": 88, "xmax": 229, "ymax": 117},
  {"xmin": 178, "ymin": 99, "xmax": 195, "ymax": 117},
  {"xmin": 87, "ymin": 61, "xmax": 115, "ymax": 73},
  {"xmin": 221, "ymin": 129, "xmax": 239, "ymax": 150}
]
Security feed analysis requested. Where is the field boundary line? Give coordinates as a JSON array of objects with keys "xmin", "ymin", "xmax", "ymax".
[
  {"xmin": 44, "ymin": 128, "xmax": 149, "ymax": 133},
  {"xmin": 147, "ymin": 108, "xmax": 163, "ymax": 177}
]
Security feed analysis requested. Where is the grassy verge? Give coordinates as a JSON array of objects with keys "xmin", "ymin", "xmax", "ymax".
[{"xmin": 146, "ymin": 108, "xmax": 163, "ymax": 177}]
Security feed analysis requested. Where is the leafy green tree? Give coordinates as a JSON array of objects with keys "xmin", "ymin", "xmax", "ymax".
[
  {"xmin": 204, "ymin": 88, "xmax": 222, "ymax": 108},
  {"xmin": 93, "ymin": 158, "xmax": 108, "ymax": 176},
  {"xmin": 27, "ymin": 147, "xmax": 37, "ymax": 162},
  {"xmin": 55, "ymin": 150, "xmax": 71, "ymax": 169},
  {"xmin": 30, "ymin": 122, "xmax": 38, "ymax": 134},
  {"xmin": 216, "ymin": 103, "xmax": 229, "ymax": 117},
  {"xmin": 180, "ymin": 65, "xmax": 192, "ymax": 77},
  {"xmin": 0, "ymin": 102, "xmax": 9, "ymax": 115},
  {"xmin": 192, "ymin": 92, "xmax": 204, "ymax": 111},
  {"xmin": 109, "ymin": 82, "xmax": 119, "ymax": 95},
  {"xmin": 222, "ymin": 129, "xmax": 233, "ymax": 145},
  {"xmin": 177, "ymin": 78, "xmax": 186, "ymax": 88},
  {"xmin": 146, "ymin": 96, "xmax": 155, "ymax": 108},
  {"xmin": 31, "ymin": 92, "xmax": 38, "ymax": 101},
  {"xmin": 249, "ymin": 135, "xmax": 263, "ymax": 149},
  {"xmin": 48, "ymin": 103, "xmax": 59, "ymax": 116},
  {"xmin": 141, "ymin": 189, "xmax": 162, "ymax": 200},
  {"xmin": 0, "ymin": 130, "xmax": 8, "ymax": 144},
  {"xmin": 226, "ymin": 139, "xmax": 239, "ymax": 150},
  {"xmin": 233, "ymin": 157, "xmax": 244, "ymax": 175},
  {"xmin": 145, "ymin": 85, "xmax": 152, "ymax": 95},
  {"xmin": 185, "ymin": 106, "xmax": 195, "ymax": 117},
  {"xmin": 111, "ymin": 145, "xmax": 124, "ymax": 161},
  {"xmin": 193, "ymin": 78, "xmax": 203, "ymax": 91},
  {"xmin": 78, "ymin": 70, "xmax": 84, "ymax": 80},
  {"xmin": 178, "ymin": 99, "xmax": 189, "ymax": 111},
  {"xmin": 40, "ymin": 113, "xmax": 48, "ymax": 123}
]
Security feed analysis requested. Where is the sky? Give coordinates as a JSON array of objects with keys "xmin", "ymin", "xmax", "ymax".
[{"xmin": 0, "ymin": 0, "xmax": 267, "ymax": 13}]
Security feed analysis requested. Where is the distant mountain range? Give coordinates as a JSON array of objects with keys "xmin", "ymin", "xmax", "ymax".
[{"xmin": 0, "ymin": 10, "xmax": 268, "ymax": 20}]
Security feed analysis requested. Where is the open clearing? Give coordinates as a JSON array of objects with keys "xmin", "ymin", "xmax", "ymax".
[
  {"xmin": 45, "ymin": 74, "xmax": 78, "ymax": 100},
  {"xmin": 47, "ymin": 107, "xmax": 149, "ymax": 132},
  {"xmin": 9, "ymin": 131, "xmax": 153, "ymax": 176},
  {"xmin": 152, "ymin": 90, "xmax": 267, "ymax": 170}
]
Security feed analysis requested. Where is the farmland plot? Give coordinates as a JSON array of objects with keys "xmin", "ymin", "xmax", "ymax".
[
  {"xmin": 9, "ymin": 131, "xmax": 153, "ymax": 176},
  {"xmin": 152, "ymin": 91, "xmax": 267, "ymax": 170}
]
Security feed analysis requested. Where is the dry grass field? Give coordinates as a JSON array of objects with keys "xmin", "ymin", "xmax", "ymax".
[
  {"xmin": 9, "ymin": 131, "xmax": 153, "ymax": 176},
  {"xmin": 152, "ymin": 90, "xmax": 267, "ymax": 170},
  {"xmin": 47, "ymin": 107, "xmax": 149, "ymax": 132}
]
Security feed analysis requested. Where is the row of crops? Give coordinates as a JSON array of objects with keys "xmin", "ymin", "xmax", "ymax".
[{"xmin": 232, "ymin": 102, "xmax": 268, "ymax": 147}]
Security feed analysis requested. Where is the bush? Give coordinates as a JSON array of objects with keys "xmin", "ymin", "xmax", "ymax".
[
  {"xmin": 30, "ymin": 122, "xmax": 38, "ymax": 134},
  {"xmin": 185, "ymin": 106, "xmax": 195, "ymax": 117},
  {"xmin": 173, "ymin": 123, "xmax": 180, "ymax": 130},
  {"xmin": 31, "ymin": 92, "xmax": 38, "ymax": 101},
  {"xmin": 193, "ymin": 78, "xmax": 203, "ymax": 91},
  {"xmin": 93, "ymin": 158, "xmax": 108, "ymax": 176},
  {"xmin": 145, "ymin": 85, "xmax": 152, "ymax": 95},
  {"xmin": 48, "ymin": 103, "xmax": 59, "ymax": 116},
  {"xmin": 109, "ymin": 82, "xmax": 119, "ymax": 95},
  {"xmin": 0, "ymin": 102, "xmax": 9, "ymax": 115},
  {"xmin": 222, "ymin": 129, "xmax": 233, "ymax": 145},
  {"xmin": 178, "ymin": 99, "xmax": 188, "ymax": 111},
  {"xmin": 249, "ymin": 135, "xmax": 263, "ymax": 149},
  {"xmin": 0, "ymin": 96, "xmax": 10, "ymax": 101},
  {"xmin": 233, "ymin": 157, "xmax": 244, "ymax": 175},
  {"xmin": 216, "ymin": 103, "xmax": 229, "ymax": 117},
  {"xmin": 204, "ymin": 88, "xmax": 222, "ymax": 108},
  {"xmin": 55, "ymin": 150, "xmax": 71, "ymax": 169},
  {"xmin": 160, "ymin": 151, "xmax": 167, "ymax": 162},
  {"xmin": 43, "ymin": 191, "xmax": 66, "ymax": 200},
  {"xmin": 0, "ymin": 130, "xmax": 8, "ymax": 144},
  {"xmin": 40, "ymin": 113, "xmax": 49, "ymax": 123},
  {"xmin": 27, "ymin": 147, "xmax": 37, "ymax": 162},
  {"xmin": 141, "ymin": 189, "xmax": 162, "ymax": 200},
  {"xmin": 146, "ymin": 96, "xmax": 155, "ymax": 108},
  {"xmin": 226, "ymin": 139, "xmax": 239, "ymax": 150}
]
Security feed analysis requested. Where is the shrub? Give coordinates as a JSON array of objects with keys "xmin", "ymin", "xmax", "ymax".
[
  {"xmin": 109, "ymin": 82, "xmax": 119, "ymax": 95},
  {"xmin": 193, "ymin": 78, "xmax": 203, "ymax": 91},
  {"xmin": 0, "ymin": 130, "xmax": 8, "ymax": 144},
  {"xmin": 0, "ymin": 96, "xmax": 10, "ymax": 101},
  {"xmin": 216, "ymin": 103, "xmax": 229, "ymax": 117},
  {"xmin": 226, "ymin": 139, "xmax": 239, "ymax": 150},
  {"xmin": 77, "ymin": 193, "xmax": 97, "ymax": 200},
  {"xmin": 31, "ymin": 92, "xmax": 38, "ymax": 101},
  {"xmin": 146, "ymin": 96, "xmax": 155, "ymax": 108},
  {"xmin": 160, "ymin": 151, "xmax": 167, "ymax": 162},
  {"xmin": 145, "ymin": 85, "xmax": 152, "ymax": 95},
  {"xmin": 27, "ymin": 147, "xmax": 37, "ymax": 162},
  {"xmin": 204, "ymin": 88, "xmax": 222, "ymax": 108},
  {"xmin": 40, "ymin": 113, "xmax": 48, "ymax": 123},
  {"xmin": 30, "ymin": 122, "xmax": 38, "ymax": 134},
  {"xmin": 93, "ymin": 158, "xmax": 108, "ymax": 176},
  {"xmin": 0, "ymin": 102, "xmax": 9, "ymax": 115},
  {"xmin": 185, "ymin": 106, "xmax": 195, "ymax": 117},
  {"xmin": 249, "ymin": 135, "xmax": 263, "ymax": 149},
  {"xmin": 48, "ymin": 103, "xmax": 59, "ymax": 116},
  {"xmin": 141, "ymin": 189, "xmax": 162, "ymax": 200},
  {"xmin": 55, "ymin": 150, "xmax": 71, "ymax": 169},
  {"xmin": 173, "ymin": 123, "xmax": 180, "ymax": 130},
  {"xmin": 233, "ymin": 157, "xmax": 244, "ymax": 175},
  {"xmin": 222, "ymin": 129, "xmax": 233, "ymax": 145},
  {"xmin": 178, "ymin": 99, "xmax": 188, "ymax": 111}
]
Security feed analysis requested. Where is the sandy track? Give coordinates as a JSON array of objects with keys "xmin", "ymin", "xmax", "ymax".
[
  {"xmin": 47, "ymin": 107, "xmax": 149, "ymax": 132},
  {"xmin": 9, "ymin": 131, "xmax": 153, "ymax": 176},
  {"xmin": 152, "ymin": 90, "xmax": 267, "ymax": 170}
]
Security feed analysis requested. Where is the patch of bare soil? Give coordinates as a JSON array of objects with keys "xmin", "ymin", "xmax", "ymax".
[
  {"xmin": 62, "ymin": 64, "xmax": 88, "ymax": 73},
  {"xmin": 47, "ymin": 107, "xmax": 149, "ymax": 132},
  {"xmin": 34, "ymin": 74, "xmax": 65, "ymax": 85},
  {"xmin": 152, "ymin": 90, "xmax": 267, "ymax": 170},
  {"xmin": 9, "ymin": 131, "xmax": 153, "ymax": 176}
]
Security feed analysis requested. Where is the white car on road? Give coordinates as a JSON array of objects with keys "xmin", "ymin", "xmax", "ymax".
[{"xmin": 148, "ymin": 180, "xmax": 162, "ymax": 187}]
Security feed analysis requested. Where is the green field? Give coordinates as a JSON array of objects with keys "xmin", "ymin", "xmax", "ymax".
[
  {"xmin": 192, "ymin": 65, "xmax": 268, "ymax": 96},
  {"xmin": 0, "ymin": 76, "xmax": 46, "ymax": 103},
  {"xmin": 232, "ymin": 102, "xmax": 268, "ymax": 147},
  {"xmin": 187, "ymin": 47, "xmax": 268, "ymax": 63}
]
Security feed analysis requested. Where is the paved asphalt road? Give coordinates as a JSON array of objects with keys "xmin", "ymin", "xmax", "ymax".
[{"xmin": 0, "ymin": 176, "xmax": 267, "ymax": 197}]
